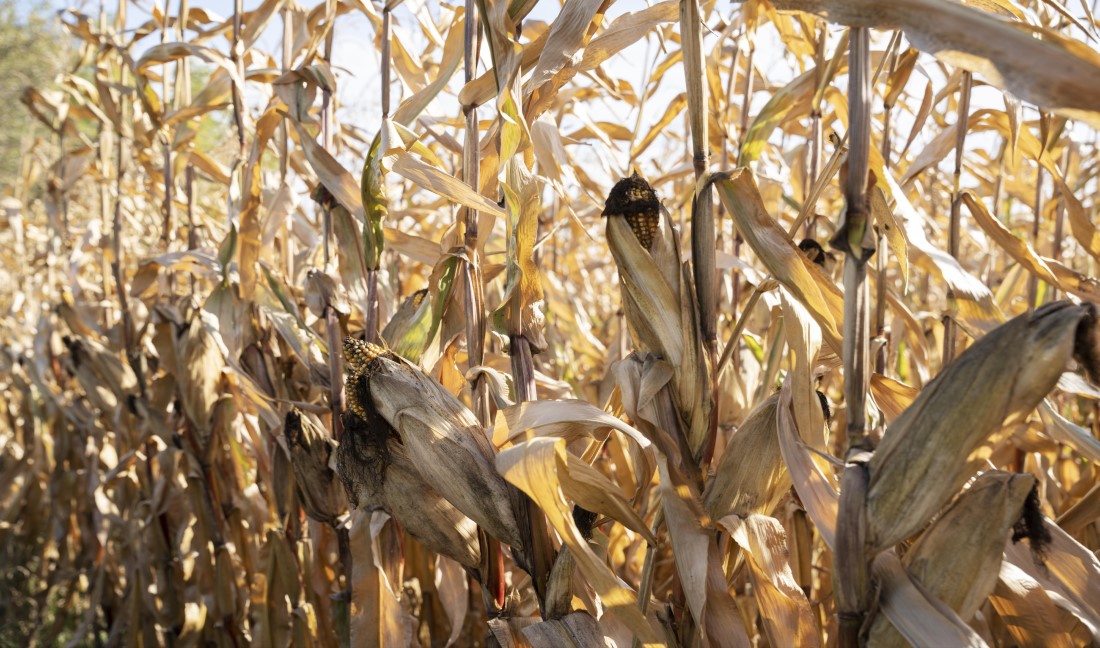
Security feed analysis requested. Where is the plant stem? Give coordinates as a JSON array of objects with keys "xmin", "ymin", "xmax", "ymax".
[
  {"xmin": 1028, "ymin": 163, "xmax": 1045, "ymax": 310},
  {"xmin": 280, "ymin": 1, "xmax": 293, "ymax": 279},
  {"xmin": 875, "ymin": 36, "xmax": 899, "ymax": 376},
  {"xmin": 681, "ymin": 0, "xmax": 720, "ymax": 466},
  {"xmin": 1051, "ymin": 146, "xmax": 1070, "ymax": 301},
  {"xmin": 835, "ymin": 27, "xmax": 874, "ymax": 648},
  {"xmin": 229, "ymin": 0, "xmax": 245, "ymax": 224},
  {"xmin": 944, "ymin": 71, "xmax": 972, "ymax": 363},
  {"xmin": 462, "ymin": 0, "xmax": 490, "ymax": 426},
  {"xmin": 320, "ymin": 0, "xmax": 344, "ymax": 442},
  {"xmin": 365, "ymin": 6, "xmax": 392, "ymax": 344},
  {"xmin": 806, "ymin": 20, "xmax": 825, "ymax": 238}
]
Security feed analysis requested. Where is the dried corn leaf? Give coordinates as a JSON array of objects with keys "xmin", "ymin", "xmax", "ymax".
[
  {"xmin": 991, "ymin": 561, "xmax": 1076, "ymax": 648},
  {"xmin": 714, "ymin": 169, "xmax": 844, "ymax": 353},
  {"xmin": 963, "ymin": 192, "xmax": 1061, "ymax": 289},
  {"xmin": 777, "ymin": 377, "xmax": 839, "ymax": 551},
  {"xmin": 389, "ymin": 151, "xmax": 506, "ymax": 218},
  {"xmin": 872, "ymin": 551, "xmax": 989, "ymax": 647},
  {"xmin": 496, "ymin": 437, "xmax": 655, "ymax": 641},
  {"xmin": 704, "ymin": 394, "xmax": 787, "ymax": 519},
  {"xmin": 869, "ymin": 373, "xmax": 919, "ymax": 423},
  {"xmin": 1038, "ymin": 401, "xmax": 1100, "ymax": 464},
  {"xmin": 349, "ymin": 510, "xmax": 418, "ymax": 647},
  {"xmin": 771, "ymin": 0, "xmax": 1100, "ymax": 127},
  {"xmin": 659, "ymin": 456, "xmax": 751, "ymax": 648},
  {"xmin": 882, "ymin": 169, "xmax": 1001, "ymax": 326},
  {"xmin": 719, "ymin": 514, "xmax": 820, "ymax": 647},
  {"xmin": 1005, "ymin": 519, "xmax": 1100, "ymax": 637}
]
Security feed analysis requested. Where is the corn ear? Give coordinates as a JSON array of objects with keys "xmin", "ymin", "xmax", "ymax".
[
  {"xmin": 341, "ymin": 338, "xmax": 524, "ymax": 550},
  {"xmin": 866, "ymin": 301, "xmax": 1099, "ymax": 551},
  {"xmin": 523, "ymin": 611, "xmax": 605, "ymax": 647},
  {"xmin": 336, "ymin": 408, "xmax": 482, "ymax": 569},
  {"xmin": 866, "ymin": 471, "xmax": 1036, "ymax": 647},
  {"xmin": 604, "ymin": 171, "xmax": 661, "ymax": 250},
  {"xmin": 284, "ymin": 408, "xmax": 347, "ymax": 524},
  {"xmin": 180, "ymin": 318, "xmax": 224, "ymax": 416},
  {"xmin": 604, "ymin": 172, "xmax": 710, "ymax": 462},
  {"xmin": 63, "ymin": 334, "xmax": 138, "ymax": 413}
]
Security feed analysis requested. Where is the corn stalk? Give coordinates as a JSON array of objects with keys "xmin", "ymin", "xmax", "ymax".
[
  {"xmin": 944, "ymin": 70, "xmax": 973, "ymax": 363},
  {"xmin": 833, "ymin": 26, "xmax": 875, "ymax": 648}
]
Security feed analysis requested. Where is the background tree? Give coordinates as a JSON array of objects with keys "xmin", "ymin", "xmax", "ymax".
[{"xmin": 0, "ymin": 0, "xmax": 69, "ymax": 192}]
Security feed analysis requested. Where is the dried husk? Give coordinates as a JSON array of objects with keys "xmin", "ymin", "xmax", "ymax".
[
  {"xmin": 178, "ymin": 316, "xmax": 224, "ymax": 446},
  {"xmin": 604, "ymin": 173, "xmax": 710, "ymax": 461},
  {"xmin": 284, "ymin": 408, "xmax": 347, "ymax": 524},
  {"xmin": 63, "ymin": 334, "xmax": 138, "ymax": 413},
  {"xmin": 304, "ymin": 268, "xmax": 350, "ymax": 318},
  {"xmin": 380, "ymin": 288, "xmax": 428, "ymax": 347},
  {"xmin": 866, "ymin": 471, "xmax": 1036, "ymax": 647},
  {"xmin": 543, "ymin": 545, "xmax": 577, "ymax": 620},
  {"xmin": 866, "ymin": 301, "xmax": 1098, "ymax": 551},
  {"xmin": 342, "ymin": 338, "xmax": 524, "ymax": 550},
  {"xmin": 522, "ymin": 611, "xmax": 604, "ymax": 647},
  {"xmin": 336, "ymin": 409, "xmax": 481, "ymax": 569}
]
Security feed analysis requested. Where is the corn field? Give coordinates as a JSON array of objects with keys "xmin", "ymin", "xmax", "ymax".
[{"xmin": 5, "ymin": 0, "xmax": 1100, "ymax": 644}]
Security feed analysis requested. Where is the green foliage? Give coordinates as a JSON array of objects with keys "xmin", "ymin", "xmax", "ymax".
[{"xmin": 0, "ymin": 0, "xmax": 70, "ymax": 191}]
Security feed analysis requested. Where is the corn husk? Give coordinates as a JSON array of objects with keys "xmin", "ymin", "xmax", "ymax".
[
  {"xmin": 522, "ymin": 611, "xmax": 604, "ymax": 647},
  {"xmin": 604, "ymin": 172, "xmax": 711, "ymax": 462},
  {"xmin": 866, "ymin": 301, "xmax": 1098, "ymax": 551},
  {"xmin": 304, "ymin": 268, "xmax": 350, "ymax": 318},
  {"xmin": 336, "ymin": 409, "xmax": 481, "ymax": 569},
  {"xmin": 178, "ymin": 316, "xmax": 225, "ymax": 449},
  {"xmin": 341, "ymin": 338, "xmax": 524, "ymax": 550},
  {"xmin": 284, "ymin": 408, "xmax": 347, "ymax": 524},
  {"xmin": 866, "ymin": 471, "xmax": 1036, "ymax": 647},
  {"xmin": 63, "ymin": 334, "xmax": 138, "ymax": 414}
]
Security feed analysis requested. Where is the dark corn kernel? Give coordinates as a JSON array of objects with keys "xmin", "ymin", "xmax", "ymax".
[{"xmin": 603, "ymin": 170, "xmax": 661, "ymax": 250}]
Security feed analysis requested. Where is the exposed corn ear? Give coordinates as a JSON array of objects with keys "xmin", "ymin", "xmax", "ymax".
[
  {"xmin": 340, "ymin": 337, "xmax": 524, "ymax": 550},
  {"xmin": 604, "ymin": 172, "xmax": 711, "ymax": 462},
  {"xmin": 604, "ymin": 171, "xmax": 660, "ymax": 250},
  {"xmin": 866, "ymin": 301, "xmax": 1100, "ymax": 551}
]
